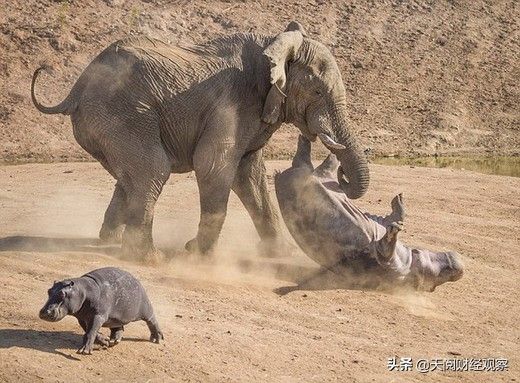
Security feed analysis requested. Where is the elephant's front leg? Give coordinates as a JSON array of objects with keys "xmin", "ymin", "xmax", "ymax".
[
  {"xmin": 231, "ymin": 149, "xmax": 289, "ymax": 257},
  {"xmin": 186, "ymin": 143, "xmax": 240, "ymax": 255},
  {"xmin": 99, "ymin": 182, "xmax": 127, "ymax": 244}
]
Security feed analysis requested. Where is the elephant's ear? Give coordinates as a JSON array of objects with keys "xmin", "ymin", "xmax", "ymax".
[{"xmin": 261, "ymin": 22, "xmax": 306, "ymax": 124}]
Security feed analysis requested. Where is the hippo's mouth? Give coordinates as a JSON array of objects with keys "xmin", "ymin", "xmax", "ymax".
[{"xmin": 39, "ymin": 302, "xmax": 65, "ymax": 322}]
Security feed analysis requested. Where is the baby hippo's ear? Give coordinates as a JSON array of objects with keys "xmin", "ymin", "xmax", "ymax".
[{"xmin": 69, "ymin": 281, "xmax": 74, "ymax": 286}]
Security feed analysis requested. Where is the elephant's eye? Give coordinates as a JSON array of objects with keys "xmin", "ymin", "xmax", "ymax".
[{"xmin": 315, "ymin": 90, "xmax": 322, "ymax": 96}]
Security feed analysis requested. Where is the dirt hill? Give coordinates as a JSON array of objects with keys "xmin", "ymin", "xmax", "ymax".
[{"xmin": 1, "ymin": 0, "xmax": 518, "ymax": 163}]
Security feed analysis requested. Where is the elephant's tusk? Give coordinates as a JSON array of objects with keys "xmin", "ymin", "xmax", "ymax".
[
  {"xmin": 274, "ymin": 82, "xmax": 287, "ymax": 98},
  {"xmin": 318, "ymin": 133, "xmax": 346, "ymax": 150}
]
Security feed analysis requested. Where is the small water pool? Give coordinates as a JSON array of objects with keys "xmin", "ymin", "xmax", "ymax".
[{"xmin": 371, "ymin": 156, "xmax": 520, "ymax": 178}]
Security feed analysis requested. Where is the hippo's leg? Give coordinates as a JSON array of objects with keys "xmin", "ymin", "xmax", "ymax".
[
  {"xmin": 77, "ymin": 315, "xmax": 106, "ymax": 355},
  {"xmin": 388, "ymin": 193, "xmax": 406, "ymax": 224},
  {"xmin": 145, "ymin": 315, "xmax": 164, "ymax": 343},
  {"xmin": 95, "ymin": 333, "xmax": 110, "ymax": 347},
  {"xmin": 369, "ymin": 194, "xmax": 406, "ymax": 228},
  {"xmin": 109, "ymin": 326, "xmax": 124, "ymax": 346},
  {"xmin": 78, "ymin": 319, "xmax": 109, "ymax": 348},
  {"xmin": 374, "ymin": 221, "xmax": 403, "ymax": 263},
  {"xmin": 292, "ymin": 135, "xmax": 313, "ymax": 170},
  {"xmin": 313, "ymin": 154, "xmax": 339, "ymax": 178}
]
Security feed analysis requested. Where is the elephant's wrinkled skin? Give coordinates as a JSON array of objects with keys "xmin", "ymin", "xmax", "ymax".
[
  {"xmin": 31, "ymin": 22, "xmax": 369, "ymax": 261},
  {"xmin": 275, "ymin": 137, "xmax": 463, "ymax": 292}
]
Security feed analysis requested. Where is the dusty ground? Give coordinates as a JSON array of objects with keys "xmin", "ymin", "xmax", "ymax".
[
  {"xmin": 1, "ymin": 0, "xmax": 519, "ymax": 163},
  {"xmin": 0, "ymin": 160, "xmax": 518, "ymax": 382}
]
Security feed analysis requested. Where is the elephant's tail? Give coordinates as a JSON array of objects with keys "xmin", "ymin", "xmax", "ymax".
[{"xmin": 31, "ymin": 66, "xmax": 75, "ymax": 115}]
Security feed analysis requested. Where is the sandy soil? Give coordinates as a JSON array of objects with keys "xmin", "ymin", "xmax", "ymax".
[
  {"xmin": 1, "ymin": 0, "xmax": 519, "ymax": 163},
  {"xmin": 0, "ymin": 161, "xmax": 518, "ymax": 382}
]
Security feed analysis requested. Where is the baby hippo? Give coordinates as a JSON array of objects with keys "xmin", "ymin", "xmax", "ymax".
[
  {"xmin": 39, "ymin": 267, "xmax": 163, "ymax": 354},
  {"xmin": 275, "ymin": 136, "xmax": 464, "ymax": 292}
]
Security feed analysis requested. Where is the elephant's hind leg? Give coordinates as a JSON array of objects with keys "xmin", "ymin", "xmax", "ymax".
[
  {"xmin": 99, "ymin": 182, "xmax": 127, "ymax": 244},
  {"xmin": 101, "ymin": 132, "xmax": 171, "ymax": 263},
  {"xmin": 120, "ymin": 157, "xmax": 171, "ymax": 263}
]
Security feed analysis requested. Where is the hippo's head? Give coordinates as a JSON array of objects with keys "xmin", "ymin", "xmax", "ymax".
[
  {"xmin": 39, "ymin": 280, "xmax": 84, "ymax": 322},
  {"xmin": 409, "ymin": 250, "xmax": 464, "ymax": 292}
]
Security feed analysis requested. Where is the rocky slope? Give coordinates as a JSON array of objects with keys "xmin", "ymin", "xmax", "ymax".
[{"xmin": 1, "ymin": 0, "xmax": 518, "ymax": 163}]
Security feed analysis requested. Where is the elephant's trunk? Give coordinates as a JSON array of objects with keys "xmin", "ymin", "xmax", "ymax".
[
  {"xmin": 333, "ymin": 137, "xmax": 370, "ymax": 199},
  {"xmin": 310, "ymin": 103, "xmax": 370, "ymax": 199}
]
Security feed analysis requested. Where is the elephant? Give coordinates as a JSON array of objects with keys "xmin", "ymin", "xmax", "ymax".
[{"xmin": 31, "ymin": 21, "xmax": 370, "ymax": 262}]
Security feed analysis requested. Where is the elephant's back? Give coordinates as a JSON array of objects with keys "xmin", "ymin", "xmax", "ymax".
[
  {"xmin": 74, "ymin": 35, "xmax": 222, "ymax": 106},
  {"xmin": 110, "ymin": 36, "xmax": 201, "ymax": 65}
]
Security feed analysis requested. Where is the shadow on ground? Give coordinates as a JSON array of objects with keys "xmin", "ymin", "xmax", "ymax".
[
  {"xmin": 259, "ymin": 260, "xmax": 388, "ymax": 295},
  {"xmin": 0, "ymin": 235, "xmax": 189, "ymax": 260},
  {"xmin": 0, "ymin": 236, "xmax": 120, "ymax": 256},
  {"xmin": 272, "ymin": 267, "xmax": 372, "ymax": 295},
  {"xmin": 0, "ymin": 237, "xmax": 380, "ymax": 294},
  {"xmin": 0, "ymin": 328, "xmax": 82, "ymax": 360}
]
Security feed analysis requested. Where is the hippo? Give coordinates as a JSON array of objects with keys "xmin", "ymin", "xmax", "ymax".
[
  {"xmin": 275, "ymin": 136, "xmax": 464, "ymax": 292},
  {"xmin": 39, "ymin": 267, "xmax": 163, "ymax": 354}
]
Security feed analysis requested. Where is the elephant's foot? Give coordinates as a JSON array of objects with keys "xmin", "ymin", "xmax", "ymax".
[
  {"xmin": 257, "ymin": 238, "xmax": 296, "ymax": 258},
  {"xmin": 390, "ymin": 193, "xmax": 406, "ymax": 222},
  {"xmin": 121, "ymin": 226, "xmax": 164, "ymax": 264},
  {"xmin": 184, "ymin": 236, "xmax": 216, "ymax": 256},
  {"xmin": 99, "ymin": 224, "xmax": 124, "ymax": 244},
  {"xmin": 142, "ymin": 248, "xmax": 165, "ymax": 265}
]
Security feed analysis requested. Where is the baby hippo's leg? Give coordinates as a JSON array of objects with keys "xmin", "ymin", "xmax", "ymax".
[
  {"xmin": 78, "ymin": 319, "xmax": 109, "ymax": 348},
  {"xmin": 78, "ymin": 315, "xmax": 106, "ymax": 355},
  {"xmin": 95, "ymin": 333, "xmax": 110, "ymax": 347},
  {"xmin": 145, "ymin": 314, "xmax": 164, "ymax": 343},
  {"xmin": 375, "ymin": 221, "xmax": 403, "ymax": 264},
  {"xmin": 109, "ymin": 326, "xmax": 124, "ymax": 346}
]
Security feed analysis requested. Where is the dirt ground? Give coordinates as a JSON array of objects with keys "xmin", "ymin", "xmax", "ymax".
[
  {"xmin": 0, "ymin": 160, "xmax": 518, "ymax": 382},
  {"xmin": 1, "ymin": 0, "xmax": 519, "ymax": 163}
]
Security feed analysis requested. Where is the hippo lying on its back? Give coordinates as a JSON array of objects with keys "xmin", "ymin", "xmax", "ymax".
[
  {"xmin": 275, "ymin": 136, "xmax": 463, "ymax": 292},
  {"xmin": 40, "ymin": 267, "xmax": 163, "ymax": 354}
]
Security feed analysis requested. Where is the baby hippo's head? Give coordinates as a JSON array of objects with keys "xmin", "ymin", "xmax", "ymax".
[
  {"xmin": 39, "ymin": 280, "xmax": 83, "ymax": 322},
  {"xmin": 410, "ymin": 249, "xmax": 464, "ymax": 292}
]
